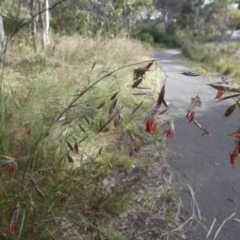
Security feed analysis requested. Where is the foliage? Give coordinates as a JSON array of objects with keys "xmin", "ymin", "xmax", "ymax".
[
  {"xmin": 132, "ymin": 26, "xmax": 181, "ymax": 48},
  {"xmin": 0, "ymin": 35, "xmax": 185, "ymax": 239},
  {"xmin": 50, "ymin": 0, "xmax": 153, "ymax": 36},
  {"xmin": 151, "ymin": 0, "xmax": 186, "ymax": 33},
  {"xmin": 2, "ymin": 0, "xmax": 240, "ymax": 239},
  {"xmin": 181, "ymin": 40, "xmax": 240, "ymax": 76},
  {"xmin": 203, "ymin": 0, "xmax": 240, "ymax": 42}
]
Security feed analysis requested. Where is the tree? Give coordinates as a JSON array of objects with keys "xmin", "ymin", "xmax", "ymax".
[
  {"xmin": 204, "ymin": 0, "xmax": 239, "ymax": 42},
  {"xmin": 50, "ymin": 0, "xmax": 153, "ymax": 36},
  {"xmin": 152, "ymin": 0, "xmax": 183, "ymax": 34},
  {"xmin": 39, "ymin": 0, "xmax": 50, "ymax": 47},
  {"xmin": 29, "ymin": 0, "xmax": 37, "ymax": 50},
  {"xmin": 177, "ymin": 0, "xmax": 205, "ymax": 34},
  {"xmin": 0, "ymin": 6, "xmax": 6, "ymax": 62}
]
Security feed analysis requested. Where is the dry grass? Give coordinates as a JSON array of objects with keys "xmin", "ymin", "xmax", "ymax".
[
  {"xmin": 0, "ymin": 35, "xmax": 183, "ymax": 240},
  {"xmin": 181, "ymin": 40, "xmax": 240, "ymax": 81}
]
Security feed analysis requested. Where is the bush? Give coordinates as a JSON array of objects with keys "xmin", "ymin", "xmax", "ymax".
[
  {"xmin": 181, "ymin": 40, "xmax": 240, "ymax": 78},
  {"xmin": 132, "ymin": 26, "xmax": 181, "ymax": 48}
]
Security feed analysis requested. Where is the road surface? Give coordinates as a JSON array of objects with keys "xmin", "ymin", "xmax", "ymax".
[{"xmin": 153, "ymin": 50, "xmax": 240, "ymax": 240}]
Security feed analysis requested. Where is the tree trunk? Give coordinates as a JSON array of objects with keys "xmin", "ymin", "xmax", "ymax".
[
  {"xmin": 227, "ymin": 27, "xmax": 236, "ymax": 42},
  {"xmin": 44, "ymin": 0, "xmax": 50, "ymax": 46},
  {"xmin": 30, "ymin": 0, "xmax": 37, "ymax": 51},
  {"xmin": 39, "ymin": 0, "xmax": 50, "ymax": 47},
  {"xmin": 0, "ymin": 7, "xmax": 6, "ymax": 62}
]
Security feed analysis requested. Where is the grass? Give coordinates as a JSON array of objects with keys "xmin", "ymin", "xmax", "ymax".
[
  {"xmin": 0, "ymin": 34, "xmax": 184, "ymax": 240},
  {"xmin": 181, "ymin": 40, "xmax": 240, "ymax": 82}
]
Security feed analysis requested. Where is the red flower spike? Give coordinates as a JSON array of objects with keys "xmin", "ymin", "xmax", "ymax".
[
  {"xmin": 129, "ymin": 150, "xmax": 134, "ymax": 157},
  {"xmin": 129, "ymin": 135, "xmax": 140, "ymax": 157},
  {"xmin": 215, "ymin": 90, "xmax": 225, "ymax": 99},
  {"xmin": 6, "ymin": 162, "xmax": 15, "ymax": 173},
  {"xmin": 145, "ymin": 117, "xmax": 157, "ymax": 134},
  {"xmin": 186, "ymin": 111, "xmax": 195, "ymax": 123},
  {"xmin": 8, "ymin": 225, "xmax": 16, "ymax": 233},
  {"xmin": 164, "ymin": 118, "xmax": 175, "ymax": 137},
  {"xmin": 8, "ymin": 203, "xmax": 20, "ymax": 234},
  {"xmin": 26, "ymin": 127, "xmax": 32, "ymax": 136},
  {"xmin": 164, "ymin": 129, "xmax": 174, "ymax": 137},
  {"xmin": 229, "ymin": 152, "xmax": 237, "ymax": 167},
  {"xmin": 23, "ymin": 122, "xmax": 32, "ymax": 136},
  {"xmin": 186, "ymin": 95, "xmax": 201, "ymax": 123}
]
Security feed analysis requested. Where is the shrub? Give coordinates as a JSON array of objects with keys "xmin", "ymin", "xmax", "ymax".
[{"xmin": 132, "ymin": 26, "xmax": 181, "ymax": 48}]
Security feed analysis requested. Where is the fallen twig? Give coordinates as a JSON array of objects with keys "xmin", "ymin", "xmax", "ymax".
[
  {"xmin": 206, "ymin": 218, "xmax": 216, "ymax": 239},
  {"xmin": 213, "ymin": 212, "xmax": 236, "ymax": 240},
  {"xmin": 187, "ymin": 184, "xmax": 201, "ymax": 220}
]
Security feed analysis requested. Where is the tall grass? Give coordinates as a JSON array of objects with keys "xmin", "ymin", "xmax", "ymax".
[
  {"xmin": 0, "ymin": 35, "xmax": 171, "ymax": 239},
  {"xmin": 181, "ymin": 40, "xmax": 240, "ymax": 79}
]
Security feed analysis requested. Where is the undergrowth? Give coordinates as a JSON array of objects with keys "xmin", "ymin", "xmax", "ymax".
[
  {"xmin": 181, "ymin": 40, "xmax": 240, "ymax": 81},
  {"xmin": 0, "ymin": 35, "xmax": 181, "ymax": 239}
]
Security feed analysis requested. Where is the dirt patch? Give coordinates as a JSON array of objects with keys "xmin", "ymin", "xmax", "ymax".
[{"xmin": 116, "ymin": 135, "xmax": 185, "ymax": 240}]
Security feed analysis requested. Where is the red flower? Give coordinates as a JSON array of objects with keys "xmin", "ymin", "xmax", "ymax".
[
  {"xmin": 164, "ymin": 129, "xmax": 174, "ymax": 137},
  {"xmin": 26, "ymin": 127, "xmax": 32, "ymax": 136},
  {"xmin": 8, "ymin": 203, "xmax": 20, "ymax": 234},
  {"xmin": 186, "ymin": 96, "xmax": 201, "ymax": 123},
  {"xmin": 215, "ymin": 90, "xmax": 225, "ymax": 99},
  {"xmin": 186, "ymin": 111, "xmax": 195, "ymax": 122},
  {"xmin": 8, "ymin": 224, "xmax": 16, "ymax": 233},
  {"xmin": 23, "ymin": 122, "xmax": 32, "ymax": 136},
  {"xmin": 129, "ymin": 150, "xmax": 134, "ymax": 157},
  {"xmin": 164, "ymin": 119, "xmax": 175, "ymax": 138},
  {"xmin": 145, "ymin": 117, "xmax": 157, "ymax": 134},
  {"xmin": 6, "ymin": 162, "xmax": 15, "ymax": 173},
  {"xmin": 129, "ymin": 137, "xmax": 140, "ymax": 157},
  {"xmin": 229, "ymin": 152, "xmax": 237, "ymax": 167}
]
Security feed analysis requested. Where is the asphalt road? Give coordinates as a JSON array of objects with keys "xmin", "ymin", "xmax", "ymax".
[{"xmin": 153, "ymin": 50, "xmax": 240, "ymax": 240}]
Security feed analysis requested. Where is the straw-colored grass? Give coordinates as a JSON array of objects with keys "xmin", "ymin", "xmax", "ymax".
[
  {"xmin": 181, "ymin": 40, "xmax": 240, "ymax": 81},
  {"xmin": 0, "ymin": 35, "xmax": 177, "ymax": 240}
]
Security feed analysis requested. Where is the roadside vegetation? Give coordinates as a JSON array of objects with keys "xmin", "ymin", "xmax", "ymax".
[
  {"xmin": 181, "ymin": 40, "xmax": 240, "ymax": 80},
  {"xmin": 132, "ymin": 26, "xmax": 181, "ymax": 48},
  {"xmin": 2, "ymin": 0, "xmax": 240, "ymax": 239},
  {"xmin": 0, "ymin": 35, "xmax": 185, "ymax": 239}
]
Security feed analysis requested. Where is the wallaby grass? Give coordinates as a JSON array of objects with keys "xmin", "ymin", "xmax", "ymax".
[
  {"xmin": 181, "ymin": 40, "xmax": 240, "ymax": 82},
  {"xmin": 0, "ymin": 35, "xmax": 182, "ymax": 240}
]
